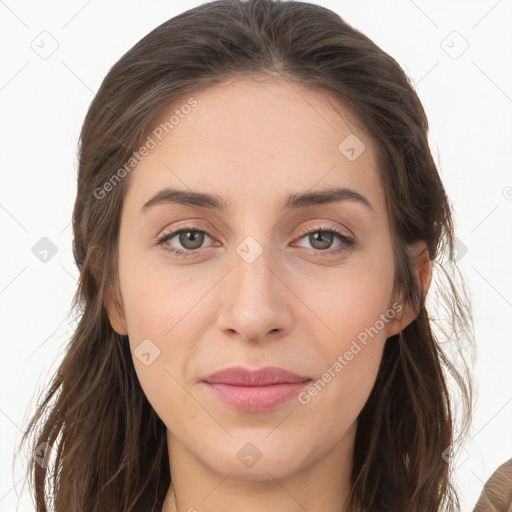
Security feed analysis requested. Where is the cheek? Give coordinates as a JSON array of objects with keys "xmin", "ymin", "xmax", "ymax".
[
  {"xmin": 295, "ymin": 261, "xmax": 394, "ymax": 418},
  {"xmin": 301, "ymin": 257, "xmax": 395, "ymax": 347},
  {"xmin": 118, "ymin": 261, "xmax": 214, "ymax": 409},
  {"xmin": 119, "ymin": 255, "xmax": 203, "ymax": 341},
  {"xmin": 121, "ymin": 279, "xmax": 196, "ymax": 421}
]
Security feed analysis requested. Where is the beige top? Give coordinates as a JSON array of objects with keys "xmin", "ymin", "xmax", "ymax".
[{"xmin": 473, "ymin": 458, "xmax": 512, "ymax": 512}]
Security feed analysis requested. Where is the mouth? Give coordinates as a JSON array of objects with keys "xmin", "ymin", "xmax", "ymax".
[{"xmin": 202, "ymin": 366, "xmax": 312, "ymax": 412}]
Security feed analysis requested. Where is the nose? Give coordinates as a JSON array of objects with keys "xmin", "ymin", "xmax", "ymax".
[{"xmin": 216, "ymin": 238, "xmax": 293, "ymax": 344}]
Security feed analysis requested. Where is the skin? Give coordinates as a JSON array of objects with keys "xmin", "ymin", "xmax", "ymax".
[{"xmin": 106, "ymin": 76, "xmax": 431, "ymax": 512}]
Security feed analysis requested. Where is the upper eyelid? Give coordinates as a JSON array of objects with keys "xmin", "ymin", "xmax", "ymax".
[
  {"xmin": 295, "ymin": 223, "xmax": 352, "ymax": 238},
  {"xmin": 157, "ymin": 223, "xmax": 354, "ymax": 246},
  {"xmin": 157, "ymin": 221, "xmax": 351, "ymax": 237}
]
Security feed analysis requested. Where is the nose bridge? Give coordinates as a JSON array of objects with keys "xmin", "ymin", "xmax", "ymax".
[
  {"xmin": 217, "ymin": 229, "xmax": 291, "ymax": 340},
  {"xmin": 232, "ymin": 233, "xmax": 278, "ymax": 309},
  {"xmin": 229, "ymin": 203, "xmax": 280, "ymax": 294}
]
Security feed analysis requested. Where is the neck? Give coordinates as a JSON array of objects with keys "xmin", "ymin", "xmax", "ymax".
[{"xmin": 161, "ymin": 422, "xmax": 356, "ymax": 512}]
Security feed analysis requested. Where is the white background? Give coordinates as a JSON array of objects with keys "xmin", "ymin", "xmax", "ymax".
[{"xmin": 1, "ymin": 1, "xmax": 511, "ymax": 510}]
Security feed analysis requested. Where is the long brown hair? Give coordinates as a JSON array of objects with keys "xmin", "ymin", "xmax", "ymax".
[{"xmin": 17, "ymin": 1, "xmax": 474, "ymax": 510}]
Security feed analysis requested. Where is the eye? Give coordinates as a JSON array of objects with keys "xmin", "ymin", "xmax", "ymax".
[
  {"xmin": 156, "ymin": 224, "xmax": 356, "ymax": 258},
  {"xmin": 292, "ymin": 225, "xmax": 355, "ymax": 256},
  {"xmin": 156, "ymin": 225, "xmax": 215, "ymax": 257}
]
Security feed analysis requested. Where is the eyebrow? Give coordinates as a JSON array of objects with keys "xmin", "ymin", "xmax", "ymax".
[{"xmin": 140, "ymin": 186, "xmax": 373, "ymax": 215}]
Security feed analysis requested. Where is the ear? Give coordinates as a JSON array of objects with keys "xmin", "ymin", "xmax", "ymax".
[
  {"xmin": 105, "ymin": 282, "xmax": 128, "ymax": 336},
  {"xmin": 385, "ymin": 240, "xmax": 432, "ymax": 338}
]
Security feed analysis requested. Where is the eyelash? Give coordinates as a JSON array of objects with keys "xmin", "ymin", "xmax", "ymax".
[{"xmin": 155, "ymin": 223, "xmax": 356, "ymax": 259}]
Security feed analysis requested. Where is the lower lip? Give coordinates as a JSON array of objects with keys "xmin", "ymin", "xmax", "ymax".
[{"xmin": 203, "ymin": 381, "xmax": 311, "ymax": 412}]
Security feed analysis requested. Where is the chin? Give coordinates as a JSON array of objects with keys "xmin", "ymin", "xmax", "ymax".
[{"xmin": 200, "ymin": 436, "xmax": 311, "ymax": 481}]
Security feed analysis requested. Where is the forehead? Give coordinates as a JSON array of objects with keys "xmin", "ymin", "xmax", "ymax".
[{"xmin": 125, "ymin": 77, "xmax": 384, "ymax": 215}]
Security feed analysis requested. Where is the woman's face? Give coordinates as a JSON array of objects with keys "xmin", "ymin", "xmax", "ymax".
[{"xmin": 107, "ymin": 77, "xmax": 416, "ymax": 486}]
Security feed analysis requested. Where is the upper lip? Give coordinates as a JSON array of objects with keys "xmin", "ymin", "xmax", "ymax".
[{"xmin": 202, "ymin": 366, "xmax": 312, "ymax": 386}]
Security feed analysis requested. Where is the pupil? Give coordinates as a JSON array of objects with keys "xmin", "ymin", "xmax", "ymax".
[
  {"xmin": 312, "ymin": 232, "xmax": 332, "ymax": 249},
  {"xmin": 180, "ymin": 231, "xmax": 203, "ymax": 249}
]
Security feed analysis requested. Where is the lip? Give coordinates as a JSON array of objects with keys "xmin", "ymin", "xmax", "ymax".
[{"xmin": 202, "ymin": 366, "xmax": 312, "ymax": 412}]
